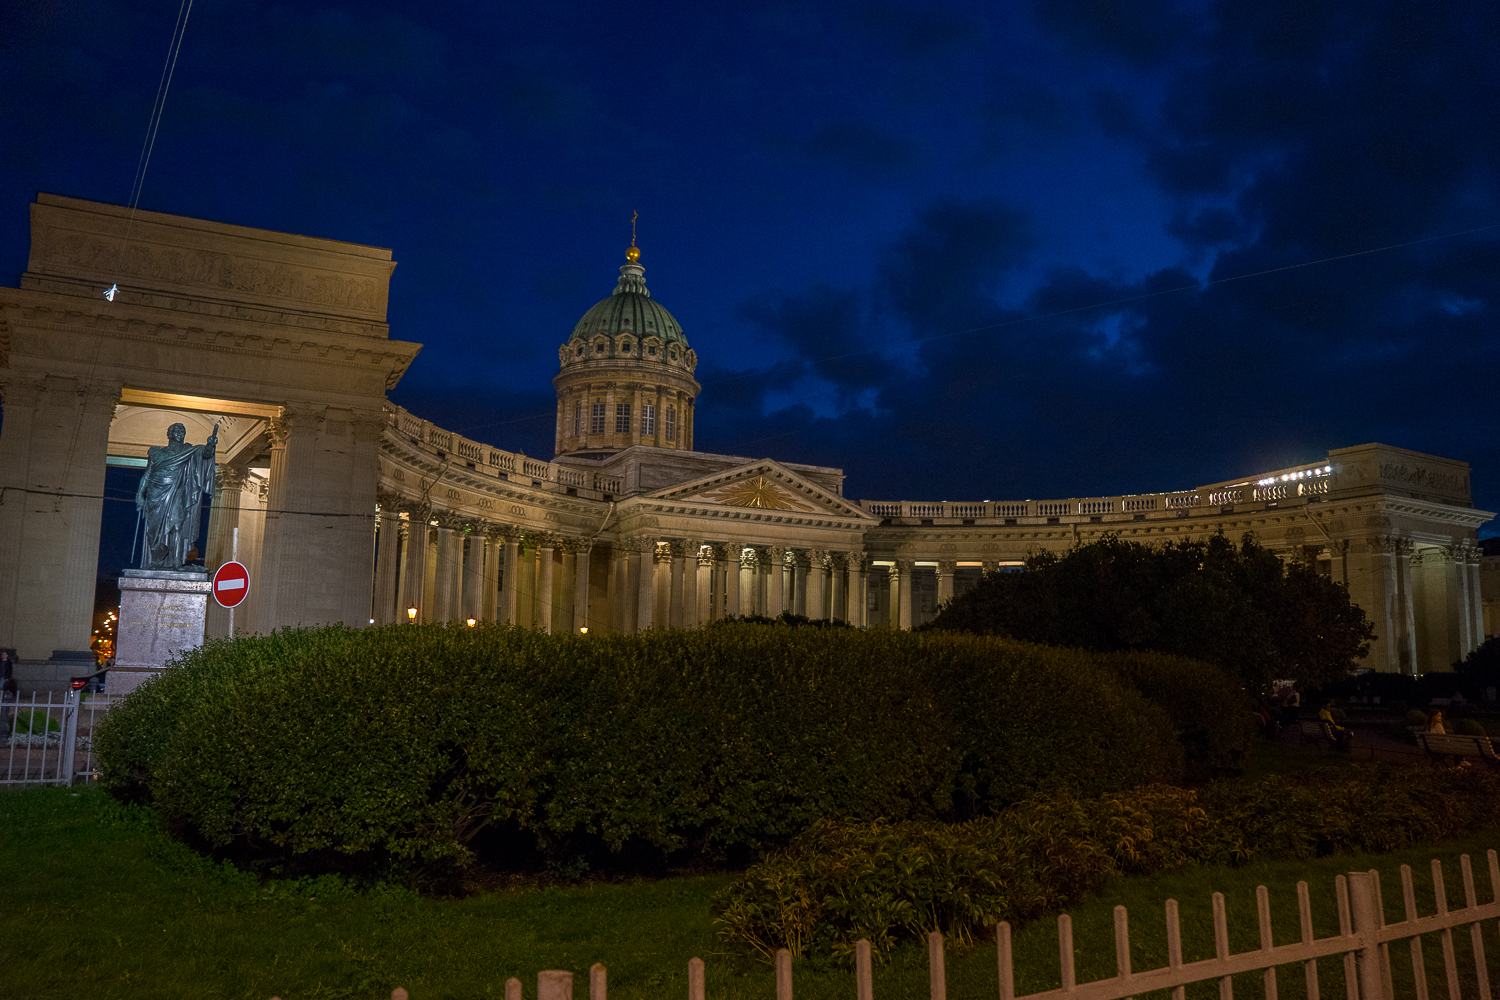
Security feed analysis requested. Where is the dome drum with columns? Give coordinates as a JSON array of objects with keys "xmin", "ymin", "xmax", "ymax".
[{"xmin": 553, "ymin": 246, "xmax": 699, "ymax": 459}]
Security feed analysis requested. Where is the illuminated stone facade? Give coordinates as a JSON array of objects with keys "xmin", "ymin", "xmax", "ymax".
[{"xmin": 0, "ymin": 195, "xmax": 1493, "ymax": 687}]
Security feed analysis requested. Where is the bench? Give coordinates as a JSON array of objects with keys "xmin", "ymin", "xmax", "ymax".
[
  {"xmin": 1298, "ymin": 718, "xmax": 1349, "ymax": 748},
  {"xmin": 1415, "ymin": 731, "xmax": 1500, "ymax": 767}
]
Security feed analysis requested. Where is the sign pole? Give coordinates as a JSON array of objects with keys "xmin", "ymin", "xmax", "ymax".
[{"xmin": 229, "ymin": 526, "xmax": 238, "ymax": 639}]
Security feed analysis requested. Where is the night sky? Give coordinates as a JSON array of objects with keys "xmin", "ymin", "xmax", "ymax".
[{"xmin": 4, "ymin": 1, "xmax": 1497, "ymax": 538}]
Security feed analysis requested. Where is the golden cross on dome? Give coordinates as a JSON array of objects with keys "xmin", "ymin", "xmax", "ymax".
[{"xmin": 627, "ymin": 210, "xmax": 640, "ymax": 263}]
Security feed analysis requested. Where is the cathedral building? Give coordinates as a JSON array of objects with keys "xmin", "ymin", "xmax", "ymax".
[{"xmin": 0, "ymin": 194, "xmax": 1492, "ymax": 689}]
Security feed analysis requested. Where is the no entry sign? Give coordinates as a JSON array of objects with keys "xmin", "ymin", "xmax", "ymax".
[{"xmin": 212, "ymin": 561, "xmax": 250, "ymax": 609}]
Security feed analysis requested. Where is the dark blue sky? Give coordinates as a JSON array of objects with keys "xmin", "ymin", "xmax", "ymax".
[{"xmin": 4, "ymin": 0, "xmax": 1497, "ymax": 527}]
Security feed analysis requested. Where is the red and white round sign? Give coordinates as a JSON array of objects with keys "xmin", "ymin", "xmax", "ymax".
[{"xmin": 212, "ymin": 561, "xmax": 251, "ymax": 609}]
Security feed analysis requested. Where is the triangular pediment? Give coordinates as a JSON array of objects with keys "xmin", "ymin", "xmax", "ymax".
[{"xmin": 642, "ymin": 460, "xmax": 878, "ymax": 521}]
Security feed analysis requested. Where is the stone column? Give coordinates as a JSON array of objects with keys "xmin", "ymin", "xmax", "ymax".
[
  {"xmin": 886, "ymin": 563, "xmax": 901, "ymax": 629},
  {"xmin": 433, "ymin": 522, "xmax": 460, "ymax": 622},
  {"xmin": 654, "ymin": 543, "xmax": 673, "ymax": 628},
  {"xmin": 766, "ymin": 546, "xmax": 786, "ymax": 617},
  {"xmin": 537, "ymin": 537, "xmax": 556, "ymax": 633},
  {"xmin": 555, "ymin": 542, "xmax": 570, "ymax": 629},
  {"xmin": 573, "ymin": 542, "xmax": 592, "ymax": 633},
  {"xmin": 501, "ymin": 532, "xmax": 520, "ymax": 624},
  {"xmin": 371, "ymin": 508, "xmax": 401, "ymax": 625},
  {"xmin": 0, "ymin": 375, "xmax": 44, "ymax": 657},
  {"xmin": 422, "ymin": 526, "xmax": 439, "ymax": 621},
  {"xmin": 635, "ymin": 539, "xmax": 657, "ymax": 631},
  {"xmin": 725, "ymin": 545, "xmax": 742, "ymax": 618},
  {"xmin": 806, "ymin": 550, "xmax": 827, "ymax": 620},
  {"xmin": 830, "ymin": 554, "xmax": 847, "ymax": 623},
  {"xmin": 398, "ymin": 515, "xmax": 428, "ymax": 623},
  {"xmin": 462, "ymin": 530, "xmax": 485, "ymax": 623},
  {"xmin": 695, "ymin": 544, "xmax": 714, "ymax": 626},
  {"xmin": 937, "ymin": 560, "xmax": 956, "ymax": 610},
  {"xmin": 1398, "ymin": 543, "xmax": 1419, "ymax": 672},
  {"xmin": 205, "ymin": 466, "xmax": 252, "ymax": 638},
  {"xmin": 1468, "ymin": 551, "xmax": 1486, "ymax": 652},
  {"xmin": 792, "ymin": 553, "xmax": 809, "ymax": 617},
  {"xmin": 1444, "ymin": 545, "xmax": 1476, "ymax": 662},
  {"xmin": 848, "ymin": 552, "xmax": 867, "ymax": 627},
  {"xmin": 256, "ymin": 404, "xmax": 325, "ymax": 632},
  {"xmin": 0, "ymin": 376, "xmax": 120, "ymax": 659},
  {"xmin": 516, "ymin": 536, "xmax": 536, "ymax": 627},
  {"xmin": 481, "ymin": 531, "xmax": 501, "ymax": 621},
  {"xmin": 669, "ymin": 541, "xmax": 688, "ymax": 628}
]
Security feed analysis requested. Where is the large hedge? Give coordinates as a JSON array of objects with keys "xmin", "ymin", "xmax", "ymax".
[{"xmin": 95, "ymin": 623, "xmax": 1182, "ymax": 874}]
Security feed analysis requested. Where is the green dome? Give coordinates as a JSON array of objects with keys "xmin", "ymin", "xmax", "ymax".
[{"xmin": 569, "ymin": 260, "xmax": 688, "ymax": 348}]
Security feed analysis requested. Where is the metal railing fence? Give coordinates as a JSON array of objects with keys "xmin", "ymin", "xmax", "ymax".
[{"xmin": 2, "ymin": 689, "xmax": 118, "ymax": 787}]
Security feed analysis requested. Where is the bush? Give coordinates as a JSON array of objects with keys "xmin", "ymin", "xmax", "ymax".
[
  {"xmin": 716, "ymin": 764, "xmax": 1500, "ymax": 960},
  {"xmin": 713, "ymin": 785, "xmax": 1205, "ymax": 960},
  {"xmin": 1453, "ymin": 717, "xmax": 1488, "ymax": 737},
  {"xmin": 97, "ymin": 624, "xmax": 1182, "ymax": 876},
  {"xmin": 1099, "ymin": 651, "xmax": 1253, "ymax": 778},
  {"xmin": 1405, "ymin": 709, "xmax": 1429, "ymax": 727}
]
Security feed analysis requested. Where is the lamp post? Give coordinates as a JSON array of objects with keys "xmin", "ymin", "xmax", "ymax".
[{"xmin": 407, "ymin": 607, "xmax": 418, "ymax": 623}]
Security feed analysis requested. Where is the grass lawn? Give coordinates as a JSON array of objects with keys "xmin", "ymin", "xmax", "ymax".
[{"xmin": 5, "ymin": 779, "xmax": 1500, "ymax": 1000}]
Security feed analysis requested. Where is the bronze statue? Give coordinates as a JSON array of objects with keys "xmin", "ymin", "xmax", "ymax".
[{"xmin": 135, "ymin": 422, "xmax": 218, "ymax": 570}]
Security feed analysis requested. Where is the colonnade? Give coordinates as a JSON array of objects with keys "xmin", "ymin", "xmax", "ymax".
[{"xmin": 366, "ymin": 514, "xmax": 880, "ymax": 632}]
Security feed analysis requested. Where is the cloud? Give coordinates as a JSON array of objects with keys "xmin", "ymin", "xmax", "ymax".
[{"xmin": 806, "ymin": 120, "xmax": 920, "ymax": 174}]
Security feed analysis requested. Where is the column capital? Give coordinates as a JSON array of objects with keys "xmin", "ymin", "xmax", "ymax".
[
  {"xmin": 893, "ymin": 559, "xmax": 914, "ymax": 574},
  {"xmin": 79, "ymin": 379, "xmax": 124, "ymax": 409},
  {"xmin": 0, "ymin": 373, "xmax": 46, "ymax": 409},
  {"xmin": 216, "ymin": 465, "xmax": 252, "ymax": 492},
  {"xmin": 350, "ymin": 408, "xmax": 389, "ymax": 443},
  {"xmin": 937, "ymin": 560, "xmax": 957, "ymax": 575},
  {"xmin": 845, "ymin": 551, "xmax": 867, "ymax": 572}
]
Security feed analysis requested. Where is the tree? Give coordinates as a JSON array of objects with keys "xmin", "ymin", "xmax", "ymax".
[{"xmin": 921, "ymin": 533, "xmax": 1374, "ymax": 690}]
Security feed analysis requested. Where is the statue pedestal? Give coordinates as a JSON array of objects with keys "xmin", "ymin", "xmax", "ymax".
[{"xmin": 113, "ymin": 569, "xmax": 211, "ymax": 696}]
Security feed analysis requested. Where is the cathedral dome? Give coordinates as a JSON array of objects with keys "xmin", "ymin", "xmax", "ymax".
[{"xmin": 568, "ymin": 253, "xmax": 688, "ymax": 352}]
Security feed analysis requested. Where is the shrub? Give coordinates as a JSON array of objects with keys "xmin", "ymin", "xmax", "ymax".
[
  {"xmin": 714, "ymin": 784, "xmax": 1208, "ymax": 959},
  {"xmin": 1405, "ymin": 709, "xmax": 1429, "ymax": 727},
  {"xmin": 1453, "ymin": 717, "xmax": 1488, "ymax": 737},
  {"xmin": 1099, "ymin": 651, "xmax": 1253, "ymax": 777},
  {"xmin": 98, "ymin": 624, "xmax": 1182, "ymax": 875},
  {"xmin": 716, "ymin": 764, "xmax": 1500, "ymax": 960}
]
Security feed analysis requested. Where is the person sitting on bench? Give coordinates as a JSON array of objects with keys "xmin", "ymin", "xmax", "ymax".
[{"xmin": 1319, "ymin": 700, "xmax": 1352, "ymax": 750}]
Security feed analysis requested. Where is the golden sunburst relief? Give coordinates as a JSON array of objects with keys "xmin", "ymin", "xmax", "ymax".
[{"xmin": 705, "ymin": 475, "xmax": 814, "ymax": 511}]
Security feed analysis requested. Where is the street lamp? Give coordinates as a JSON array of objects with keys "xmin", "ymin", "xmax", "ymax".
[
  {"xmin": 466, "ymin": 618, "xmax": 477, "ymax": 627},
  {"xmin": 407, "ymin": 607, "xmax": 417, "ymax": 623},
  {"xmin": 579, "ymin": 626, "xmax": 589, "ymax": 634}
]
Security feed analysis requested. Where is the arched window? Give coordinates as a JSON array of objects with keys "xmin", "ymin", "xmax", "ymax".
[
  {"xmin": 572, "ymin": 402, "xmax": 581, "ymax": 436},
  {"xmin": 665, "ymin": 406, "xmax": 676, "ymax": 441}
]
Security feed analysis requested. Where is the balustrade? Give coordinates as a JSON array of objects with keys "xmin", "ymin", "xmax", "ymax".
[
  {"xmin": 1079, "ymin": 500, "xmax": 1113, "ymax": 515},
  {"xmin": 1122, "ymin": 497, "xmax": 1156, "ymax": 511},
  {"xmin": 1036, "ymin": 502, "xmax": 1070, "ymax": 517}
]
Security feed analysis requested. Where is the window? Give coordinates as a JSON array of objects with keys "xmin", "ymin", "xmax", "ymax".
[
  {"xmin": 669, "ymin": 349, "xmax": 677, "ymax": 360},
  {"xmin": 595, "ymin": 343, "xmax": 605, "ymax": 354},
  {"xmin": 648, "ymin": 344, "xmax": 656, "ymax": 355},
  {"xmin": 641, "ymin": 404, "xmax": 655, "ymax": 435},
  {"xmin": 590, "ymin": 403, "xmax": 605, "ymax": 434},
  {"xmin": 665, "ymin": 406, "xmax": 676, "ymax": 441},
  {"xmin": 575, "ymin": 346, "xmax": 583, "ymax": 356},
  {"xmin": 615, "ymin": 403, "xmax": 631, "ymax": 433},
  {"xmin": 621, "ymin": 340, "xmax": 632, "ymax": 353},
  {"xmin": 573, "ymin": 402, "xmax": 581, "ymax": 436}
]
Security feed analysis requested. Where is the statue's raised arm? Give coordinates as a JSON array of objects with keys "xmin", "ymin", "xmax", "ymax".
[{"xmin": 135, "ymin": 422, "xmax": 219, "ymax": 571}]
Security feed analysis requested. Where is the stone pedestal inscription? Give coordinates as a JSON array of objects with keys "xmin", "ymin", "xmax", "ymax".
[{"xmin": 114, "ymin": 569, "xmax": 211, "ymax": 695}]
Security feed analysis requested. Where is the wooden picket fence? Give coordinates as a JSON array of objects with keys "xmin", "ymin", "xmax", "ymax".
[{"xmin": 276, "ymin": 850, "xmax": 1500, "ymax": 1000}]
